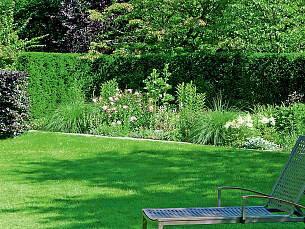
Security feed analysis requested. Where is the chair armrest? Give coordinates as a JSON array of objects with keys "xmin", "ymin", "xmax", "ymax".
[
  {"xmin": 241, "ymin": 195, "xmax": 305, "ymax": 221},
  {"xmin": 217, "ymin": 187, "xmax": 269, "ymax": 207}
]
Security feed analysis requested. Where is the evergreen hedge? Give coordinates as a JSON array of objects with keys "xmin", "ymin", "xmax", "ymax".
[
  {"xmin": 18, "ymin": 52, "xmax": 92, "ymax": 118},
  {"xmin": 18, "ymin": 52, "xmax": 305, "ymax": 118}
]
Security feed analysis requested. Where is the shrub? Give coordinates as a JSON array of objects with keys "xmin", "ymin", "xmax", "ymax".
[
  {"xmin": 224, "ymin": 114, "xmax": 257, "ymax": 147},
  {"xmin": 176, "ymin": 81, "xmax": 206, "ymax": 140},
  {"xmin": 149, "ymin": 105, "xmax": 181, "ymax": 141},
  {"xmin": 0, "ymin": 70, "xmax": 30, "ymax": 138},
  {"xmin": 274, "ymin": 103, "xmax": 305, "ymax": 135},
  {"xmin": 92, "ymin": 85, "xmax": 153, "ymax": 132},
  {"xmin": 143, "ymin": 64, "xmax": 174, "ymax": 107}
]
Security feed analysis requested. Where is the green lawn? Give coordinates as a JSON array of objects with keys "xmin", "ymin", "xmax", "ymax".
[{"xmin": 0, "ymin": 132, "xmax": 304, "ymax": 229}]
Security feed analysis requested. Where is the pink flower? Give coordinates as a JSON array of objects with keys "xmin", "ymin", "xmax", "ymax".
[
  {"xmin": 111, "ymin": 107, "xmax": 117, "ymax": 112},
  {"xmin": 109, "ymin": 97, "xmax": 114, "ymax": 101},
  {"xmin": 102, "ymin": 105, "xmax": 108, "ymax": 111},
  {"xmin": 149, "ymin": 106, "xmax": 154, "ymax": 112},
  {"xmin": 130, "ymin": 116, "xmax": 137, "ymax": 122},
  {"xmin": 113, "ymin": 96, "xmax": 119, "ymax": 101},
  {"xmin": 117, "ymin": 120, "xmax": 121, "ymax": 125},
  {"xmin": 122, "ymin": 105, "xmax": 128, "ymax": 109},
  {"xmin": 98, "ymin": 97, "xmax": 102, "ymax": 101},
  {"xmin": 127, "ymin": 89, "xmax": 132, "ymax": 93},
  {"xmin": 92, "ymin": 98, "xmax": 97, "ymax": 103},
  {"xmin": 116, "ymin": 88, "xmax": 120, "ymax": 92},
  {"xmin": 112, "ymin": 122, "xmax": 116, "ymax": 126},
  {"xmin": 108, "ymin": 114, "xmax": 112, "ymax": 118},
  {"xmin": 134, "ymin": 91, "xmax": 140, "ymax": 96},
  {"xmin": 110, "ymin": 102, "xmax": 114, "ymax": 105}
]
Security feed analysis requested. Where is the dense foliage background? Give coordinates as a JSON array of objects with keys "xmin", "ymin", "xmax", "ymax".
[
  {"xmin": 1, "ymin": 0, "xmax": 304, "ymax": 54},
  {"xmin": 17, "ymin": 52, "xmax": 305, "ymax": 118}
]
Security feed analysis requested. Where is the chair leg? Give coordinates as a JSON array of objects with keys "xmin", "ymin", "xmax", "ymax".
[{"xmin": 142, "ymin": 216, "xmax": 147, "ymax": 229}]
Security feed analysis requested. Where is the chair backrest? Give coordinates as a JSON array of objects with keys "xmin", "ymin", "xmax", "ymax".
[{"xmin": 266, "ymin": 136, "xmax": 305, "ymax": 213}]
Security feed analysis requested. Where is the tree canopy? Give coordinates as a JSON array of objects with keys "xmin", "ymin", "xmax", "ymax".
[{"xmin": 88, "ymin": 0, "xmax": 305, "ymax": 55}]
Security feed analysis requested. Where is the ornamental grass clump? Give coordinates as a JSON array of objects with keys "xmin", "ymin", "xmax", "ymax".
[
  {"xmin": 190, "ymin": 110, "xmax": 237, "ymax": 145},
  {"xmin": 44, "ymin": 101, "xmax": 101, "ymax": 134}
]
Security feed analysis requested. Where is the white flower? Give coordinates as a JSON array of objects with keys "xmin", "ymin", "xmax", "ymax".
[
  {"xmin": 224, "ymin": 121, "xmax": 232, "ymax": 129},
  {"xmin": 102, "ymin": 105, "xmax": 108, "ymax": 111},
  {"xmin": 260, "ymin": 117, "xmax": 269, "ymax": 124},
  {"xmin": 117, "ymin": 120, "xmax": 121, "ymax": 125},
  {"xmin": 246, "ymin": 122, "xmax": 253, "ymax": 128},
  {"xmin": 134, "ymin": 91, "xmax": 140, "ymax": 96},
  {"xmin": 122, "ymin": 105, "xmax": 128, "ymax": 109},
  {"xmin": 237, "ymin": 116, "xmax": 244, "ymax": 125},
  {"xmin": 127, "ymin": 89, "xmax": 132, "ymax": 93},
  {"xmin": 112, "ymin": 121, "xmax": 116, "ymax": 126},
  {"xmin": 245, "ymin": 114, "xmax": 252, "ymax": 123},
  {"xmin": 92, "ymin": 98, "xmax": 97, "ymax": 103},
  {"xmin": 109, "ymin": 97, "xmax": 114, "ymax": 101},
  {"xmin": 148, "ymin": 106, "xmax": 154, "ymax": 112}
]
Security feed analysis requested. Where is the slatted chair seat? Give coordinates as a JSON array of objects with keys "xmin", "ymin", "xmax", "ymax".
[
  {"xmin": 142, "ymin": 136, "xmax": 305, "ymax": 229},
  {"xmin": 144, "ymin": 206, "xmax": 273, "ymax": 220}
]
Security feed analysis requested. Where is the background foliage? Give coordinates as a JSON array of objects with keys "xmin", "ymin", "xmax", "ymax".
[
  {"xmin": 17, "ymin": 52, "xmax": 305, "ymax": 118},
  {"xmin": 3, "ymin": 0, "xmax": 304, "ymax": 54}
]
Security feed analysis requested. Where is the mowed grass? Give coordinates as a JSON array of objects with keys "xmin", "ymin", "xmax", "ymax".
[{"xmin": 0, "ymin": 132, "xmax": 304, "ymax": 229}]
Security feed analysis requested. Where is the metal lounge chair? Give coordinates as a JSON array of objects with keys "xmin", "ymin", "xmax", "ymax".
[{"xmin": 142, "ymin": 136, "xmax": 305, "ymax": 229}]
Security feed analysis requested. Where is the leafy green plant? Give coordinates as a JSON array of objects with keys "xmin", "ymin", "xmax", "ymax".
[
  {"xmin": 274, "ymin": 103, "xmax": 305, "ymax": 134},
  {"xmin": 176, "ymin": 81, "xmax": 206, "ymax": 139},
  {"xmin": 177, "ymin": 81, "xmax": 206, "ymax": 113},
  {"xmin": 98, "ymin": 78, "xmax": 119, "ymax": 101},
  {"xmin": 143, "ymin": 64, "xmax": 174, "ymax": 107}
]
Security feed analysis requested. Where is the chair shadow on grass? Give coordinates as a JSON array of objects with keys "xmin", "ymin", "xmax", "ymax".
[{"xmin": 10, "ymin": 147, "xmax": 298, "ymax": 229}]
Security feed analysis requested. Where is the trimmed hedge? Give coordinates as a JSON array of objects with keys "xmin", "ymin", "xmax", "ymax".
[
  {"xmin": 0, "ymin": 70, "xmax": 30, "ymax": 138},
  {"xmin": 18, "ymin": 52, "xmax": 305, "ymax": 118},
  {"xmin": 18, "ymin": 52, "xmax": 92, "ymax": 118}
]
